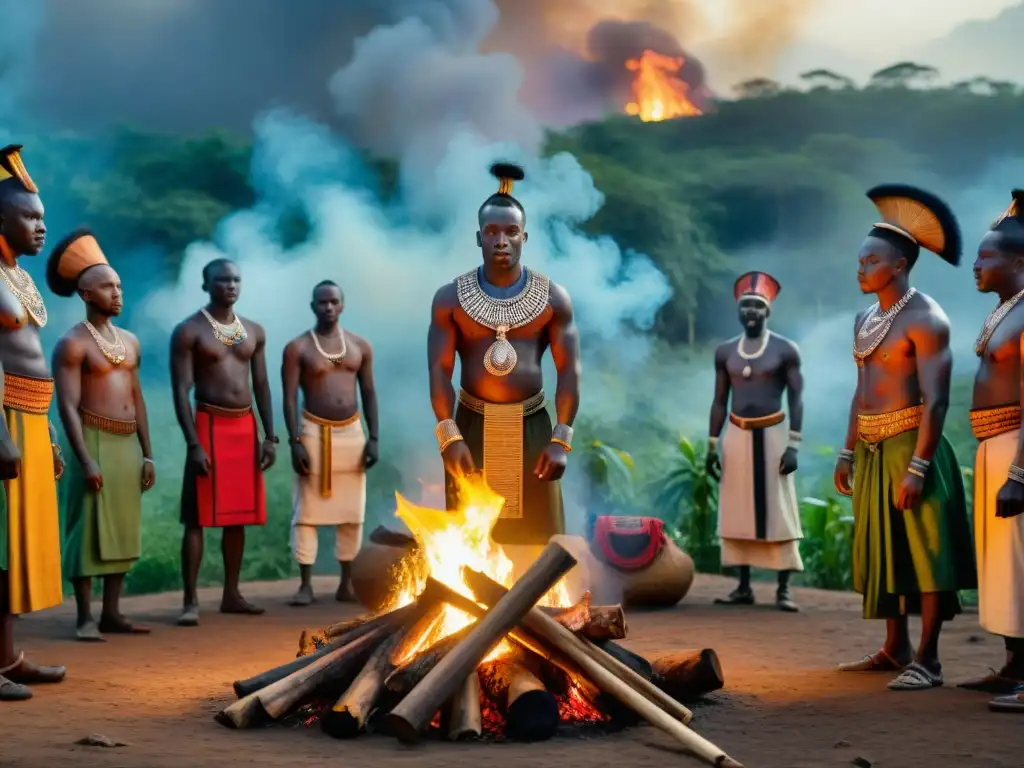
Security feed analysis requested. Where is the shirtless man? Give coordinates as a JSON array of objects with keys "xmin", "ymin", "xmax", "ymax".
[
  {"xmin": 960, "ymin": 191, "xmax": 1024, "ymax": 699},
  {"xmin": 834, "ymin": 184, "xmax": 977, "ymax": 691},
  {"xmin": 427, "ymin": 163, "xmax": 580, "ymax": 578},
  {"xmin": 0, "ymin": 144, "xmax": 66, "ymax": 701},
  {"xmin": 282, "ymin": 280, "xmax": 378, "ymax": 606},
  {"xmin": 707, "ymin": 271, "xmax": 804, "ymax": 612},
  {"xmin": 170, "ymin": 258, "xmax": 277, "ymax": 626},
  {"xmin": 50, "ymin": 230, "xmax": 155, "ymax": 641}
]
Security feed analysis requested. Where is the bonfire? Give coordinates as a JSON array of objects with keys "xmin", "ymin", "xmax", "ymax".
[
  {"xmin": 625, "ymin": 49, "xmax": 703, "ymax": 122},
  {"xmin": 216, "ymin": 474, "xmax": 740, "ymax": 767}
]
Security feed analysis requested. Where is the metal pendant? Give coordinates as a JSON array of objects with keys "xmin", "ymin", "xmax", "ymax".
[
  {"xmin": 742, "ymin": 365, "xmax": 752, "ymax": 378},
  {"xmin": 483, "ymin": 326, "xmax": 517, "ymax": 377}
]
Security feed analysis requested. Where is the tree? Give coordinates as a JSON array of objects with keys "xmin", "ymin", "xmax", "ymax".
[
  {"xmin": 868, "ymin": 61, "xmax": 938, "ymax": 89},
  {"xmin": 733, "ymin": 77, "xmax": 782, "ymax": 99},
  {"xmin": 799, "ymin": 69, "xmax": 856, "ymax": 91}
]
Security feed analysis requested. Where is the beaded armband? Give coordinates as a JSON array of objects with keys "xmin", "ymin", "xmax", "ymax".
[
  {"xmin": 837, "ymin": 448, "xmax": 854, "ymax": 463},
  {"xmin": 435, "ymin": 419, "xmax": 463, "ymax": 454},
  {"xmin": 551, "ymin": 424, "xmax": 573, "ymax": 452}
]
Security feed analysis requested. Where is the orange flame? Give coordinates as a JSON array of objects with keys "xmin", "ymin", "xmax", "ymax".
[
  {"xmin": 624, "ymin": 49, "xmax": 702, "ymax": 122},
  {"xmin": 385, "ymin": 472, "xmax": 572, "ymax": 663}
]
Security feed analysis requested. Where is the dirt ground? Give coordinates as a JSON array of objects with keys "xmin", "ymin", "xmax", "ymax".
[{"xmin": 3, "ymin": 574, "xmax": 1023, "ymax": 768}]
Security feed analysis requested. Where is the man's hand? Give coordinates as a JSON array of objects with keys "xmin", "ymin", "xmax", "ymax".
[
  {"xmin": 895, "ymin": 471, "xmax": 925, "ymax": 510},
  {"xmin": 291, "ymin": 441, "xmax": 311, "ymax": 475},
  {"xmin": 52, "ymin": 445, "xmax": 65, "ymax": 482},
  {"xmin": 442, "ymin": 440, "xmax": 476, "ymax": 477},
  {"xmin": 833, "ymin": 455, "xmax": 853, "ymax": 497},
  {"xmin": 363, "ymin": 437, "xmax": 379, "ymax": 470},
  {"xmin": 706, "ymin": 451, "xmax": 721, "ymax": 481},
  {"xmin": 188, "ymin": 444, "xmax": 211, "ymax": 476},
  {"xmin": 0, "ymin": 435, "xmax": 19, "ymax": 480},
  {"xmin": 260, "ymin": 439, "xmax": 277, "ymax": 471},
  {"xmin": 141, "ymin": 459, "xmax": 155, "ymax": 492},
  {"xmin": 779, "ymin": 446, "xmax": 798, "ymax": 476},
  {"xmin": 534, "ymin": 442, "xmax": 568, "ymax": 482},
  {"xmin": 996, "ymin": 478, "xmax": 1024, "ymax": 519},
  {"xmin": 83, "ymin": 458, "xmax": 103, "ymax": 492}
]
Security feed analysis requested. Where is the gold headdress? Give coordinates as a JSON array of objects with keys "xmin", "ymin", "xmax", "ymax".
[
  {"xmin": 0, "ymin": 145, "xmax": 38, "ymax": 193},
  {"xmin": 46, "ymin": 228, "xmax": 110, "ymax": 297},
  {"xmin": 866, "ymin": 184, "xmax": 961, "ymax": 266}
]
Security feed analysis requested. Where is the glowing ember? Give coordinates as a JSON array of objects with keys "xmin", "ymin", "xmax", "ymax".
[
  {"xmin": 386, "ymin": 472, "xmax": 572, "ymax": 663},
  {"xmin": 624, "ymin": 49, "xmax": 702, "ymax": 122}
]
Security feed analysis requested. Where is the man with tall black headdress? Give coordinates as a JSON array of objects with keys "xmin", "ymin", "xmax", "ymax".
[
  {"xmin": 426, "ymin": 163, "xmax": 580, "ymax": 578},
  {"xmin": 49, "ymin": 230, "xmax": 155, "ymax": 641},
  {"xmin": 707, "ymin": 271, "xmax": 804, "ymax": 612},
  {"xmin": 958, "ymin": 190, "xmax": 1024, "ymax": 700},
  {"xmin": 834, "ymin": 184, "xmax": 977, "ymax": 691},
  {"xmin": 0, "ymin": 145, "xmax": 66, "ymax": 701}
]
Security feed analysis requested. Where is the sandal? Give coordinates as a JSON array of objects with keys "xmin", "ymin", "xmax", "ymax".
[
  {"xmin": 989, "ymin": 688, "xmax": 1024, "ymax": 713},
  {"xmin": 838, "ymin": 649, "xmax": 904, "ymax": 672},
  {"xmin": 0, "ymin": 675, "xmax": 31, "ymax": 701},
  {"xmin": 888, "ymin": 661, "xmax": 943, "ymax": 691}
]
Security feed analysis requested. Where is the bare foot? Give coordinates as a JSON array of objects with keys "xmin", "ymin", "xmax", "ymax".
[
  {"xmin": 220, "ymin": 595, "xmax": 265, "ymax": 615},
  {"xmin": 98, "ymin": 614, "xmax": 151, "ymax": 634}
]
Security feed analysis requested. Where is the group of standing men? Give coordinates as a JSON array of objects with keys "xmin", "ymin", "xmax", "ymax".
[
  {"xmin": 0, "ymin": 152, "xmax": 581, "ymax": 703},
  {"xmin": 708, "ymin": 182, "xmax": 1024, "ymax": 709}
]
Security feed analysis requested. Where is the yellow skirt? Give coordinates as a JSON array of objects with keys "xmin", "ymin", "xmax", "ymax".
[{"xmin": 3, "ymin": 407, "xmax": 63, "ymax": 614}]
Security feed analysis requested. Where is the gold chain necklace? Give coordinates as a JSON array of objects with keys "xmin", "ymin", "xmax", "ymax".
[
  {"xmin": 852, "ymin": 287, "xmax": 916, "ymax": 364},
  {"xmin": 84, "ymin": 320, "xmax": 126, "ymax": 365},
  {"xmin": 975, "ymin": 288, "xmax": 1024, "ymax": 356},
  {"xmin": 310, "ymin": 327, "xmax": 347, "ymax": 364},
  {"xmin": 0, "ymin": 261, "xmax": 46, "ymax": 327},
  {"xmin": 455, "ymin": 268, "xmax": 550, "ymax": 377},
  {"xmin": 200, "ymin": 307, "xmax": 247, "ymax": 346}
]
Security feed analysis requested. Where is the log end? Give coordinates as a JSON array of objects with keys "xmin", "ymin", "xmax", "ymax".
[
  {"xmin": 320, "ymin": 707, "xmax": 361, "ymax": 740},
  {"xmin": 717, "ymin": 757, "xmax": 744, "ymax": 768},
  {"xmin": 506, "ymin": 690, "xmax": 559, "ymax": 742},
  {"xmin": 230, "ymin": 681, "xmax": 245, "ymax": 699},
  {"xmin": 213, "ymin": 710, "xmax": 239, "ymax": 730},
  {"xmin": 384, "ymin": 712, "xmax": 422, "ymax": 745}
]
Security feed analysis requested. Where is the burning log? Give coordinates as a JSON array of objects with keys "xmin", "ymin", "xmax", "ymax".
[
  {"xmin": 385, "ymin": 541, "xmax": 577, "ymax": 744},
  {"xmin": 384, "ymin": 622, "xmax": 476, "ymax": 697},
  {"xmin": 540, "ymin": 592, "xmax": 628, "ymax": 640},
  {"xmin": 418, "ymin": 577, "xmax": 603, "ymax": 705},
  {"xmin": 232, "ymin": 603, "xmax": 417, "ymax": 698},
  {"xmin": 650, "ymin": 650, "xmax": 725, "ymax": 702},
  {"xmin": 478, "ymin": 658, "xmax": 560, "ymax": 742},
  {"xmin": 446, "ymin": 673, "xmax": 482, "ymax": 741},
  {"xmin": 217, "ymin": 625, "xmax": 389, "ymax": 729},
  {"xmin": 463, "ymin": 569, "xmax": 744, "ymax": 768}
]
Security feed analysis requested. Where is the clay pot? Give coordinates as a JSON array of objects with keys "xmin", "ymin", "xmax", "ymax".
[
  {"xmin": 350, "ymin": 539, "xmax": 425, "ymax": 613},
  {"xmin": 618, "ymin": 538, "xmax": 695, "ymax": 607}
]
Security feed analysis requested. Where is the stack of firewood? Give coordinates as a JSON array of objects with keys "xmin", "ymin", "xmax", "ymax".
[{"xmin": 215, "ymin": 542, "xmax": 740, "ymax": 767}]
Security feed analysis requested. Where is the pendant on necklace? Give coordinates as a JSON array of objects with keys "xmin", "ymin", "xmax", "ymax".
[
  {"xmin": 742, "ymin": 365, "xmax": 752, "ymax": 378},
  {"xmin": 483, "ymin": 325, "xmax": 517, "ymax": 377}
]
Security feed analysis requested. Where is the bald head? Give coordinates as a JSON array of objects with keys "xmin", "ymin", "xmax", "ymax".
[{"xmin": 78, "ymin": 264, "xmax": 124, "ymax": 317}]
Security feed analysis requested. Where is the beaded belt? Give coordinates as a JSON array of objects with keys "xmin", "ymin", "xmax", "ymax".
[
  {"xmin": 729, "ymin": 411, "xmax": 785, "ymax": 430},
  {"xmin": 3, "ymin": 372, "xmax": 53, "ymax": 414},
  {"xmin": 81, "ymin": 408, "xmax": 137, "ymax": 435},
  {"xmin": 857, "ymin": 404, "xmax": 923, "ymax": 444},
  {"xmin": 457, "ymin": 389, "xmax": 547, "ymax": 417},
  {"xmin": 196, "ymin": 402, "xmax": 252, "ymax": 418},
  {"xmin": 302, "ymin": 410, "xmax": 361, "ymax": 499},
  {"xmin": 970, "ymin": 404, "xmax": 1021, "ymax": 440}
]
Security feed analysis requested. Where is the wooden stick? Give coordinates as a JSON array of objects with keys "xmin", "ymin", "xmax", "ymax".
[
  {"xmin": 232, "ymin": 603, "xmax": 417, "ymax": 698},
  {"xmin": 463, "ymin": 568, "xmax": 692, "ymax": 724},
  {"xmin": 385, "ymin": 542, "xmax": 577, "ymax": 744},
  {"xmin": 385, "ymin": 623, "xmax": 476, "ymax": 696},
  {"xmin": 216, "ymin": 626, "xmax": 388, "ymax": 729},
  {"xmin": 417, "ymin": 578, "xmax": 602, "ymax": 704},
  {"xmin": 463, "ymin": 570, "xmax": 742, "ymax": 767},
  {"xmin": 447, "ymin": 673, "xmax": 482, "ymax": 741},
  {"xmin": 321, "ymin": 624, "xmax": 416, "ymax": 739}
]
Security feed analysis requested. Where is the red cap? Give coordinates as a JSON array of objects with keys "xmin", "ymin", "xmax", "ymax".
[{"xmin": 733, "ymin": 271, "xmax": 781, "ymax": 304}]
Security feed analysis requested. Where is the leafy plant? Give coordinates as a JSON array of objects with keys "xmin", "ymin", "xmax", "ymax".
[
  {"xmin": 798, "ymin": 495, "xmax": 854, "ymax": 590},
  {"xmin": 653, "ymin": 436, "xmax": 720, "ymax": 573},
  {"xmin": 579, "ymin": 439, "xmax": 635, "ymax": 538}
]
